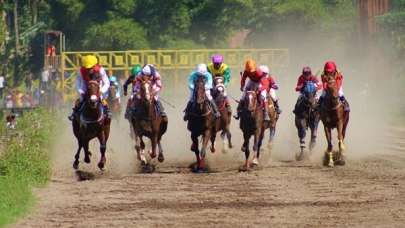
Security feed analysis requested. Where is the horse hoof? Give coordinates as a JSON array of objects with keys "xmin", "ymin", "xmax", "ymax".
[
  {"xmin": 98, "ymin": 162, "xmax": 105, "ymax": 170},
  {"xmin": 84, "ymin": 157, "xmax": 91, "ymax": 164},
  {"xmin": 238, "ymin": 165, "xmax": 249, "ymax": 172},
  {"xmin": 296, "ymin": 153, "xmax": 304, "ymax": 161},
  {"xmin": 252, "ymin": 158, "xmax": 259, "ymax": 166},
  {"xmin": 158, "ymin": 153, "xmax": 164, "ymax": 163},
  {"xmin": 73, "ymin": 161, "xmax": 79, "ymax": 170},
  {"xmin": 150, "ymin": 152, "xmax": 157, "ymax": 159},
  {"xmin": 228, "ymin": 143, "xmax": 233, "ymax": 149},
  {"xmin": 210, "ymin": 146, "xmax": 216, "ymax": 153}
]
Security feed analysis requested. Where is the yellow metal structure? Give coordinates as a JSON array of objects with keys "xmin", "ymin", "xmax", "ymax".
[{"xmin": 59, "ymin": 49, "xmax": 289, "ymax": 100}]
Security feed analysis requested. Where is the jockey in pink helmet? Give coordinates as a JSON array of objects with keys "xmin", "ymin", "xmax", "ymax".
[{"xmin": 207, "ymin": 54, "xmax": 232, "ymax": 114}]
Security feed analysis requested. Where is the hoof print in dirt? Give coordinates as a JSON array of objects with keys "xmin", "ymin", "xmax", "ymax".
[
  {"xmin": 75, "ymin": 170, "xmax": 95, "ymax": 181},
  {"xmin": 192, "ymin": 167, "xmax": 208, "ymax": 173},
  {"xmin": 141, "ymin": 164, "xmax": 155, "ymax": 173}
]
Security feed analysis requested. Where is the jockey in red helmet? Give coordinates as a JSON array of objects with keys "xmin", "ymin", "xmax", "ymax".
[{"xmin": 319, "ymin": 61, "xmax": 350, "ymax": 111}]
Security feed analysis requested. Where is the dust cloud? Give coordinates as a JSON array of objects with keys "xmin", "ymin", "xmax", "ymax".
[{"xmin": 51, "ymin": 31, "xmax": 404, "ymax": 176}]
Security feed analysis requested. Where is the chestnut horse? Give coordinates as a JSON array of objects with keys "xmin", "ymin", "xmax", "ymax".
[
  {"xmin": 187, "ymin": 75, "xmax": 215, "ymax": 172},
  {"xmin": 72, "ymin": 80, "xmax": 111, "ymax": 170},
  {"xmin": 130, "ymin": 76, "xmax": 168, "ymax": 167},
  {"xmin": 107, "ymin": 84, "xmax": 121, "ymax": 121},
  {"xmin": 319, "ymin": 76, "xmax": 350, "ymax": 167},
  {"xmin": 210, "ymin": 77, "xmax": 232, "ymax": 153},
  {"xmin": 239, "ymin": 90, "xmax": 270, "ymax": 170}
]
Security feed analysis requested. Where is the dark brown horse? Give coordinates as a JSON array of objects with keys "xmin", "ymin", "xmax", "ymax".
[
  {"xmin": 294, "ymin": 82, "xmax": 320, "ymax": 161},
  {"xmin": 72, "ymin": 80, "xmax": 111, "ymax": 170},
  {"xmin": 130, "ymin": 76, "xmax": 168, "ymax": 167},
  {"xmin": 210, "ymin": 77, "xmax": 232, "ymax": 153},
  {"xmin": 187, "ymin": 75, "xmax": 215, "ymax": 172},
  {"xmin": 319, "ymin": 76, "xmax": 350, "ymax": 167},
  {"xmin": 239, "ymin": 90, "xmax": 270, "ymax": 170},
  {"xmin": 107, "ymin": 84, "xmax": 121, "ymax": 121}
]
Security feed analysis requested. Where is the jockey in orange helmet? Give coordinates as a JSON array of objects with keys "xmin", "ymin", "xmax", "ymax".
[
  {"xmin": 68, "ymin": 55, "xmax": 111, "ymax": 121},
  {"xmin": 319, "ymin": 61, "xmax": 350, "ymax": 111},
  {"xmin": 235, "ymin": 59, "xmax": 271, "ymax": 121}
]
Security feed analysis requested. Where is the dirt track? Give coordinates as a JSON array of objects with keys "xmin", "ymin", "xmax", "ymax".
[{"xmin": 13, "ymin": 123, "xmax": 405, "ymax": 228}]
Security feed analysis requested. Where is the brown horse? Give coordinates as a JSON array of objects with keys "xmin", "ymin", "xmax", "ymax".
[
  {"xmin": 130, "ymin": 76, "xmax": 168, "ymax": 167},
  {"xmin": 187, "ymin": 75, "xmax": 215, "ymax": 172},
  {"xmin": 72, "ymin": 80, "xmax": 111, "ymax": 170},
  {"xmin": 210, "ymin": 77, "xmax": 232, "ymax": 153},
  {"xmin": 266, "ymin": 94, "xmax": 279, "ymax": 147},
  {"xmin": 107, "ymin": 84, "xmax": 121, "ymax": 121},
  {"xmin": 319, "ymin": 76, "xmax": 350, "ymax": 167},
  {"xmin": 239, "ymin": 90, "xmax": 270, "ymax": 170}
]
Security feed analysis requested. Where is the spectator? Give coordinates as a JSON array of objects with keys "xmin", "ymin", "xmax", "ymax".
[
  {"xmin": 41, "ymin": 67, "xmax": 49, "ymax": 92},
  {"xmin": 0, "ymin": 73, "xmax": 5, "ymax": 98},
  {"xmin": 25, "ymin": 72, "xmax": 33, "ymax": 94}
]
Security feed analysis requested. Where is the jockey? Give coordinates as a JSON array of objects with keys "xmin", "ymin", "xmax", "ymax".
[
  {"xmin": 293, "ymin": 66, "xmax": 322, "ymax": 113},
  {"xmin": 207, "ymin": 54, "xmax": 232, "ymax": 114},
  {"xmin": 108, "ymin": 75, "xmax": 121, "ymax": 102},
  {"xmin": 259, "ymin": 65, "xmax": 282, "ymax": 114},
  {"xmin": 132, "ymin": 64, "xmax": 166, "ymax": 117},
  {"xmin": 68, "ymin": 55, "xmax": 110, "ymax": 121},
  {"xmin": 183, "ymin": 64, "xmax": 220, "ymax": 121},
  {"xmin": 295, "ymin": 66, "xmax": 322, "ymax": 93},
  {"xmin": 235, "ymin": 59, "xmax": 270, "ymax": 121},
  {"xmin": 123, "ymin": 64, "xmax": 142, "ymax": 119},
  {"xmin": 319, "ymin": 61, "xmax": 350, "ymax": 111}
]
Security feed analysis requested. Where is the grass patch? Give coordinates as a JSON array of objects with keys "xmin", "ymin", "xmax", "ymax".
[{"xmin": 0, "ymin": 108, "xmax": 56, "ymax": 227}]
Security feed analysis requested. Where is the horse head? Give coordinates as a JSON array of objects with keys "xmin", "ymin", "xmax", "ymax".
[
  {"xmin": 139, "ymin": 76, "xmax": 153, "ymax": 104},
  {"xmin": 194, "ymin": 75, "xmax": 206, "ymax": 105},
  {"xmin": 245, "ymin": 90, "xmax": 257, "ymax": 113},
  {"xmin": 302, "ymin": 82, "xmax": 317, "ymax": 109},
  {"xmin": 324, "ymin": 75, "xmax": 340, "ymax": 109},
  {"xmin": 87, "ymin": 80, "xmax": 101, "ymax": 109}
]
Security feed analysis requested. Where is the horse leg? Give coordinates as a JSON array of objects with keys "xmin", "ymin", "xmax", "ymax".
[
  {"xmin": 149, "ymin": 135, "xmax": 158, "ymax": 159},
  {"xmin": 226, "ymin": 126, "xmax": 233, "ymax": 149},
  {"xmin": 191, "ymin": 134, "xmax": 200, "ymax": 171},
  {"xmin": 97, "ymin": 133, "xmax": 107, "ymax": 170},
  {"xmin": 73, "ymin": 140, "xmax": 82, "ymax": 170},
  {"xmin": 210, "ymin": 130, "xmax": 216, "ymax": 153},
  {"xmin": 199, "ymin": 129, "xmax": 211, "ymax": 170},
  {"xmin": 157, "ymin": 141, "xmax": 164, "ymax": 162},
  {"xmin": 242, "ymin": 134, "xmax": 250, "ymax": 170},
  {"xmin": 252, "ymin": 130, "xmax": 262, "ymax": 166},
  {"xmin": 336, "ymin": 119, "xmax": 346, "ymax": 166},
  {"xmin": 83, "ymin": 140, "xmax": 91, "ymax": 164},
  {"xmin": 323, "ymin": 126, "xmax": 334, "ymax": 167}
]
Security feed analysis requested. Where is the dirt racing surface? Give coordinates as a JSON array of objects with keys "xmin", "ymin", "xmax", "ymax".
[{"xmin": 13, "ymin": 123, "xmax": 405, "ymax": 228}]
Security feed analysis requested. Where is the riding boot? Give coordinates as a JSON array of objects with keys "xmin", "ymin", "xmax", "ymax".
[
  {"xmin": 156, "ymin": 100, "xmax": 167, "ymax": 117},
  {"xmin": 68, "ymin": 99, "xmax": 81, "ymax": 121},
  {"xmin": 209, "ymin": 99, "xmax": 221, "ymax": 118},
  {"xmin": 102, "ymin": 100, "xmax": 112, "ymax": 119},
  {"xmin": 263, "ymin": 101, "xmax": 270, "ymax": 122},
  {"xmin": 125, "ymin": 99, "xmax": 132, "ymax": 120},
  {"xmin": 340, "ymin": 96, "xmax": 350, "ymax": 112},
  {"xmin": 234, "ymin": 101, "xmax": 242, "ymax": 120},
  {"xmin": 274, "ymin": 100, "xmax": 282, "ymax": 114},
  {"xmin": 183, "ymin": 101, "xmax": 192, "ymax": 121}
]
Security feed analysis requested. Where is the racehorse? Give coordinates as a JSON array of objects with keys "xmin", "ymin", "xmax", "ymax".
[
  {"xmin": 187, "ymin": 75, "xmax": 215, "ymax": 172},
  {"xmin": 294, "ymin": 82, "xmax": 320, "ymax": 160},
  {"xmin": 130, "ymin": 76, "xmax": 168, "ymax": 167},
  {"xmin": 239, "ymin": 90, "xmax": 270, "ymax": 170},
  {"xmin": 210, "ymin": 77, "xmax": 232, "ymax": 153},
  {"xmin": 72, "ymin": 80, "xmax": 111, "ymax": 170},
  {"xmin": 319, "ymin": 76, "xmax": 350, "ymax": 167},
  {"xmin": 107, "ymin": 84, "xmax": 121, "ymax": 121},
  {"xmin": 265, "ymin": 93, "xmax": 279, "ymax": 147}
]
